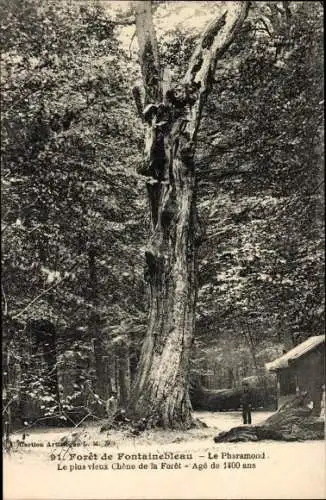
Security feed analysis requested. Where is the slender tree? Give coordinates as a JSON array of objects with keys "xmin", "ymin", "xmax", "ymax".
[{"xmin": 128, "ymin": 1, "xmax": 249, "ymax": 428}]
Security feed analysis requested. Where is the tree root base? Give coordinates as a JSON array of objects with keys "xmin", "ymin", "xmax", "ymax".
[{"xmin": 100, "ymin": 409, "xmax": 198, "ymax": 434}]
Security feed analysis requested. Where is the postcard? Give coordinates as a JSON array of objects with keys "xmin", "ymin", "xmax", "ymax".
[{"xmin": 2, "ymin": 1, "xmax": 325, "ymax": 499}]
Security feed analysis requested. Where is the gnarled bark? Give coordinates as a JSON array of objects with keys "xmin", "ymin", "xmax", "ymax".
[{"xmin": 128, "ymin": 1, "xmax": 249, "ymax": 429}]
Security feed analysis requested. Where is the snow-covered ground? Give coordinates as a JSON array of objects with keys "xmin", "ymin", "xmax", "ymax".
[
  {"xmin": 196, "ymin": 410, "xmax": 273, "ymax": 430},
  {"xmin": 4, "ymin": 411, "xmax": 326, "ymax": 500}
]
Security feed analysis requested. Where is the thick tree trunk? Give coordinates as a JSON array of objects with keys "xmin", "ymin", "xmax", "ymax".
[
  {"xmin": 93, "ymin": 335, "xmax": 111, "ymax": 405},
  {"xmin": 87, "ymin": 247, "xmax": 111, "ymax": 409},
  {"xmin": 128, "ymin": 140, "xmax": 197, "ymax": 428},
  {"xmin": 128, "ymin": 1, "xmax": 249, "ymax": 428},
  {"xmin": 30, "ymin": 320, "xmax": 59, "ymax": 402},
  {"xmin": 117, "ymin": 343, "xmax": 131, "ymax": 408}
]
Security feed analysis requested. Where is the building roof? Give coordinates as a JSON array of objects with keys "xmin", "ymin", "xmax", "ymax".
[{"xmin": 265, "ymin": 335, "xmax": 325, "ymax": 372}]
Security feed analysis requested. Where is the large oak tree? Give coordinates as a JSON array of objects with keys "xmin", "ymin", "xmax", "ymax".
[{"xmin": 127, "ymin": 1, "xmax": 249, "ymax": 428}]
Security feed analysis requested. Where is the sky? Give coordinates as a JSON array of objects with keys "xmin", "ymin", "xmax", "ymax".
[{"xmin": 102, "ymin": 1, "xmax": 230, "ymax": 52}]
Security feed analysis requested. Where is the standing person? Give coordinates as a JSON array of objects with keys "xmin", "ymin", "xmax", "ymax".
[{"xmin": 240, "ymin": 382, "xmax": 252, "ymax": 425}]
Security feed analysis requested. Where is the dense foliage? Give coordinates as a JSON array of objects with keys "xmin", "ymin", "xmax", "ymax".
[
  {"xmin": 194, "ymin": 1, "xmax": 324, "ymax": 386},
  {"xmin": 1, "ymin": 0, "xmax": 146, "ymax": 426}
]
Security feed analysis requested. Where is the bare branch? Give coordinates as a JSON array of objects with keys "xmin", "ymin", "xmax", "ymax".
[
  {"xmin": 257, "ymin": 16, "xmax": 274, "ymax": 37},
  {"xmin": 113, "ymin": 17, "xmax": 135, "ymax": 26},
  {"xmin": 1, "ymin": 224, "xmax": 9, "ymax": 235},
  {"xmin": 134, "ymin": 1, "xmax": 162, "ymax": 104},
  {"xmin": 162, "ymin": 67, "xmax": 172, "ymax": 104},
  {"xmin": 11, "ymin": 260, "xmax": 80, "ymax": 320},
  {"xmin": 183, "ymin": 1, "xmax": 250, "ymax": 143},
  {"xmin": 2, "ymin": 285, "xmax": 8, "ymax": 316},
  {"xmin": 128, "ymin": 30, "xmax": 136, "ymax": 59}
]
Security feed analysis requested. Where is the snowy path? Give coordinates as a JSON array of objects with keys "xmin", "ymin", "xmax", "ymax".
[
  {"xmin": 194, "ymin": 410, "xmax": 273, "ymax": 430},
  {"xmin": 4, "ymin": 411, "xmax": 326, "ymax": 500}
]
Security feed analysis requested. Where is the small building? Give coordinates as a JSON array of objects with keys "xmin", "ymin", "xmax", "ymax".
[{"xmin": 265, "ymin": 335, "xmax": 325, "ymax": 415}]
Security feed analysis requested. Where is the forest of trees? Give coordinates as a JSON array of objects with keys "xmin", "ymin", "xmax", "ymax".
[{"xmin": 1, "ymin": 1, "xmax": 324, "ymax": 434}]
